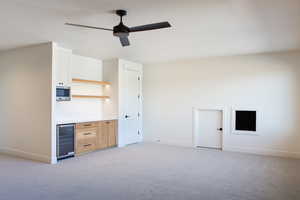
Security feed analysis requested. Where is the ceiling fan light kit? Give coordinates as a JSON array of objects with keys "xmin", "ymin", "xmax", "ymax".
[{"xmin": 65, "ymin": 9, "xmax": 171, "ymax": 47}]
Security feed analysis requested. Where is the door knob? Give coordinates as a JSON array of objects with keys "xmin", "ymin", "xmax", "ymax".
[{"xmin": 218, "ymin": 128, "xmax": 223, "ymax": 131}]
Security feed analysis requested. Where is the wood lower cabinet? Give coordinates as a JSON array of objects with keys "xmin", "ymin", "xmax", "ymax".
[
  {"xmin": 75, "ymin": 127, "xmax": 97, "ymax": 155},
  {"xmin": 107, "ymin": 120, "xmax": 117, "ymax": 147},
  {"xmin": 97, "ymin": 120, "xmax": 117, "ymax": 150},
  {"xmin": 97, "ymin": 122, "xmax": 108, "ymax": 149},
  {"xmin": 76, "ymin": 120, "xmax": 117, "ymax": 155}
]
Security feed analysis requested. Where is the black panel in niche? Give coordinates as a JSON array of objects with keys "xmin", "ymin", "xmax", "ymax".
[{"xmin": 235, "ymin": 111, "xmax": 256, "ymax": 131}]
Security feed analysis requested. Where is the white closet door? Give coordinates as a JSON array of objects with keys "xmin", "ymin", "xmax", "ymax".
[
  {"xmin": 119, "ymin": 60, "xmax": 143, "ymax": 146},
  {"xmin": 196, "ymin": 110, "xmax": 223, "ymax": 149}
]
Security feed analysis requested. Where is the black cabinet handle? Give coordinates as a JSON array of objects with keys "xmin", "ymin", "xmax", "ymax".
[
  {"xmin": 217, "ymin": 128, "xmax": 223, "ymax": 131},
  {"xmin": 84, "ymin": 132, "xmax": 92, "ymax": 135},
  {"xmin": 84, "ymin": 144, "xmax": 92, "ymax": 147}
]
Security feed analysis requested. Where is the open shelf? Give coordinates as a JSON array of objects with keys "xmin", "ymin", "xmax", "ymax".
[
  {"xmin": 72, "ymin": 95, "xmax": 110, "ymax": 99},
  {"xmin": 72, "ymin": 78, "xmax": 110, "ymax": 86}
]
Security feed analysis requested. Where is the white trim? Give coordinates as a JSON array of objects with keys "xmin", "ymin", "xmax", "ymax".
[
  {"xmin": 51, "ymin": 42, "xmax": 57, "ymax": 165},
  {"xmin": 151, "ymin": 140, "xmax": 192, "ymax": 148},
  {"xmin": 192, "ymin": 107, "xmax": 227, "ymax": 150},
  {"xmin": 0, "ymin": 147, "xmax": 52, "ymax": 163},
  {"xmin": 223, "ymin": 146, "xmax": 300, "ymax": 159},
  {"xmin": 231, "ymin": 106, "xmax": 260, "ymax": 136},
  {"xmin": 117, "ymin": 143, "xmax": 127, "ymax": 148}
]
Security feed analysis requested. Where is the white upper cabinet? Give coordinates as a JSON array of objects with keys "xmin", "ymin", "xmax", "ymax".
[
  {"xmin": 54, "ymin": 46, "xmax": 72, "ymax": 86},
  {"xmin": 71, "ymin": 55, "xmax": 102, "ymax": 81}
]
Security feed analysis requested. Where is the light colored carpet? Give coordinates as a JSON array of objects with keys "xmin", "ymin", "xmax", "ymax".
[{"xmin": 0, "ymin": 143, "xmax": 299, "ymax": 200}]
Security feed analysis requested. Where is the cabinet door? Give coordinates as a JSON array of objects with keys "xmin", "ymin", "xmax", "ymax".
[
  {"xmin": 55, "ymin": 47, "xmax": 72, "ymax": 86},
  {"xmin": 106, "ymin": 120, "xmax": 117, "ymax": 147},
  {"xmin": 97, "ymin": 122, "xmax": 108, "ymax": 149}
]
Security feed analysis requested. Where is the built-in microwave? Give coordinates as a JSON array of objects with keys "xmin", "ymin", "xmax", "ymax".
[{"xmin": 56, "ymin": 86, "xmax": 71, "ymax": 101}]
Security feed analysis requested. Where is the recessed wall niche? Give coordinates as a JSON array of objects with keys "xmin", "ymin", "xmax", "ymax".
[
  {"xmin": 235, "ymin": 110, "xmax": 256, "ymax": 131},
  {"xmin": 232, "ymin": 108, "xmax": 258, "ymax": 135}
]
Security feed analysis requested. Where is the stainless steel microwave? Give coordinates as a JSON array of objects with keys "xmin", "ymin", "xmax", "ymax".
[{"xmin": 56, "ymin": 86, "xmax": 71, "ymax": 101}]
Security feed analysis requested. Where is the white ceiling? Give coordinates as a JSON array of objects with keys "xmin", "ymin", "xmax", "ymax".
[{"xmin": 1, "ymin": 0, "xmax": 300, "ymax": 63}]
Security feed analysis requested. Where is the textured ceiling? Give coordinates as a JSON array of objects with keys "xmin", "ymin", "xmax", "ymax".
[{"xmin": 1, "ymin": 0, "xmax": 300, "ymax": 63}]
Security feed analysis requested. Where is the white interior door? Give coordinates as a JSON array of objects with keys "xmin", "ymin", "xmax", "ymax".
[
  {"xmin": 121, "ymin": 63, "xmax": 142, "ymax": 145},
  {"xmin": 196, "ymin": 110, "xmax": 222, "ymax": 149},
  {"xmin": 124, "ymin": 69, "xmax": 141, "ymax": 144}
]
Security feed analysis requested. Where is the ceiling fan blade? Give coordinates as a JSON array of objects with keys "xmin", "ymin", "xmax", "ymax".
[
  {"xmin": 119, "ymin": 37, "xmax": 130, "ymax": 47},
  {"xmin": 129, "ymin": 22, "xmax": 171, "ymax": 32},
  {"xmin": 65, "ymin": 23, "xmax": 113, "ymax": 31}
]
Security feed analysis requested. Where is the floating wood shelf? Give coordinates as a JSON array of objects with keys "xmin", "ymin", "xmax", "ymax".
[
  {"xmin": 72, "ymin": 95, "xmax": 110, "ymax": 99},
  {"xmin": 72, "ymin": 78, "xmax": 110, "ymax": 86}
]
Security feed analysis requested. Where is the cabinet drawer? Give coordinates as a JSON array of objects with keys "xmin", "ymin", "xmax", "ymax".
[
  {"xmin": 76, "ymin": 141, "xmax": 96, "ymax": 154},
  {"xmin": 76, "ymin": 128, "xmax": 97, "ymax": 140},
  {"xmin": 76, "ymin": 122, "xmax": 98, "ymax": 129}
]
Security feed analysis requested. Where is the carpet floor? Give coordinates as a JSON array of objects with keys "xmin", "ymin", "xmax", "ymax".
[{"xmin": 0, "ymin": 143, "xmax": 300, "ymax": 200}]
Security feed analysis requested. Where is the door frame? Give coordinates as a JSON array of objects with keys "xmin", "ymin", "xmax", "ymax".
[{"xmin": 192, "ymin": 107, "xmax": 226, "ymax": 150}]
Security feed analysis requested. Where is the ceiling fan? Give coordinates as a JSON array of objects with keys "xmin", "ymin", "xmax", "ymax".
[{"xmin": 65, "ymin": 10, "xmax": 171, "ymax": 47}]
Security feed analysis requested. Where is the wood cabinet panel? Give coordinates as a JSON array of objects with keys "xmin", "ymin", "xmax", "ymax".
[
  {"xmin": 106, "ymin": 121, "xmax": 117, "ymax": 147},
  {"xmin": 96, "ymin": 120, "xmax": 117, "ymax": 149},
  {"xmin": 76, "ymin": 122, "xmax": 98, "ymax": 129},
  {"xmin": 75, "ymin": 125, "xmax": 97, "ymax": 155},
  {"xmin": 76, "ymin": 138, "xmax": 96, "ymax": 154},
  {"xmin": 97, "ymin": 122, "xmax": 108, "ymax": 149},
  {"xmin": 76, "ymin": 128, "xmax": 97, "ymax": 140}
]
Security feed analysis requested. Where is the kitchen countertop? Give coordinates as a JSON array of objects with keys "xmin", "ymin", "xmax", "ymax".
[{"xmin": 56, "ymin": 117, "xmax": 118, "ymax": 125}]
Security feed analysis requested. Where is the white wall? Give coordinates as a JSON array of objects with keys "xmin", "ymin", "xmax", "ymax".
[
  {"xmin": 103, "ymin": 59, "xmax": 119, "ymax": 120},
  {"xmin": 0, "ymin": 43, "xmax": 53, "ymax": 163},
  {"xmin": 55, "ymin": 54, "xmax": 104, "ymax": 123},
  {"xmin": 143, "ymin": 51, "xmax": 300, "ymax": 158}
]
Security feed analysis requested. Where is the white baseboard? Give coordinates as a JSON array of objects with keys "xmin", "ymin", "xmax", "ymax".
[
  {"xmin": 0, "ymin": 147, "xmax": 52, "ymax": 163},
  {"xmin": 117, "ymin": 143, "xmax": 127, "ymax": 148},
  {"xmin": 51, "ymin": 156, "xmax": 58, "ymax": 164},
  {"xmin": 223, "ymin": 146, "xmax": 300, "ymax": 159},
  {"xmin": 146, "ymin": 139, "xmax": 192, "ymax": 148},
  {"xmin": 144, "ymin": 142, "xmax": 300, "ymax": 159}
]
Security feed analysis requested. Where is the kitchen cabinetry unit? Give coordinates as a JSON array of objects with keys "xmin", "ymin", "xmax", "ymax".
[
  {"xmin": 75, "ymin": 120, "xmax": 117, "ymax": 155},
  {"xmin": 54, "ymin": 46, "xmax": 72, "ymax": 86}
]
